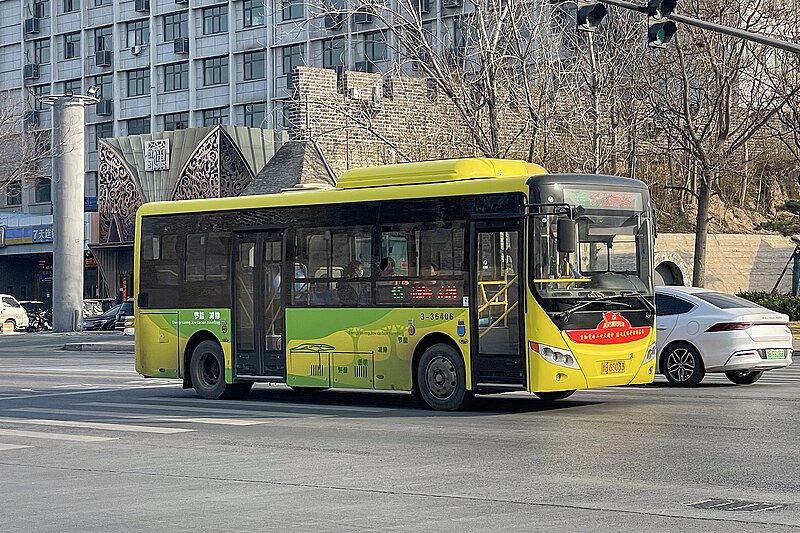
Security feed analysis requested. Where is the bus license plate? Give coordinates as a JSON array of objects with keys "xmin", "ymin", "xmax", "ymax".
[
  {"xmin": 601, "ymin": 360, "xmax": 626, "ymax": 374},
  {"xmin": 766, "ymin": 349, "xmax": 786, "ymax": 360}
]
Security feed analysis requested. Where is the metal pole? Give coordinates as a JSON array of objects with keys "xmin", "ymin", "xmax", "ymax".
[
  {"xmin": 39, "ymin": 90, "xmax": 99, "ymax": 332},
  {"xmin": 600, "ymin": 0, "xmax": 800, "ymax": 55},
  {"xmin": 50, "ymin": 99, "xmax": 86, "ymax": 332}
]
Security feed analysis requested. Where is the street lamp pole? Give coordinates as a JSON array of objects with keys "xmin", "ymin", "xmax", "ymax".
[{"xmin": 39, "ymin": 90, "xmax": 99, "ymax": 332}]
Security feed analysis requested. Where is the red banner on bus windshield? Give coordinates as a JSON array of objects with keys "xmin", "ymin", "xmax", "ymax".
[{"xmin": 565, "ymin": 312, "xmax": 651, "ymax": 345}]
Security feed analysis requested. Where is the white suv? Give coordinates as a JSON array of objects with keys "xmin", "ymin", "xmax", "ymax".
[{"xmin": 0, "ymin": 294, "xmax": 29, "ymax": 331}]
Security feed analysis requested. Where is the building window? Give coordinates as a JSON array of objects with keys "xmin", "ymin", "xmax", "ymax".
[
  {"xmin": 64, "ymin": 79, "xmax": 81, "ymax": 94},
  {"xmin": 163, "ymin": 112, "xmax": 189, "ymax": 131},
  {"xmin": 64, "ymin": 32, "xmax": 80, "ymax": 60},
  {"xmin": 63, "ymin": 0, "xmax": 79, "ymax": 13},
  {"xmin": 323, "ymin": 37, "xmax": 345, "ymax": 68},
  {"xmin": 95, "ymin": 122, "xmax": 113, "ymax": 150},
  {"xmin": 127, "ymin": 20, "xmax": 149, "ymax": 47},
  {"xmin": 164, "ymin": 62, "xmax": 188, "ymax": 91},
  {"xmin": 244, "ymin": 102, "xmax": 266, "ymax": 128},
  {"xmin": 127, "ymin": 68, "xmax": 150, "ymax": 97},
  {"xmin": 32, "ymin": 85, "xmax": 48, "ymax": 111},
  {"xmin": 6, "ymin": 180, "xmax": 22, "ymax": 206},
  {"xmin": 281, "ymin": 44, "xmax": 304, "ymax": 75},
  {"xmin": 243, "ymin": 51, "xmax": 265, "ymax": 81},
  {"xmin": 281, "ymin": 0, "xmax": 303, "ymax": 21},
  {"xmin": 164, "ymin": 12, "xmax": 188, "ymax": 41},
  {"xmin": 33, "ymin": 39, "xmax": 50, "ymax": 64},
  {"xmin": 127, "ymin": 117, "xmax": 150, "ymax": 135},
  {"xmin": 203, "ymin": 57, "xmax": 228, "ymax": 86},
  {"xmin": 203, "ymin": 107, "xmax": 229, "ymax": 126},
  {"xmin": 365, "ymin": 31, "xmax": 388, "ymax": 62},
  {"xmin": 203, "ymin": 6, "xmax": 228, "ymax": 35},
  {"xmin": 33, "ymin": 0, "xmax": 49, "ymax": 18},
  {"xmin": 94, "ymin": 0, "xmax": 111, "ymax": 7},
  {"xmin": 86, "ymin": 171, "xmax": 98, "ymax": 198},
  {"xmin": 243, "ymin": 0, "xmax": 264, "ymax": 27},
  {"xmin": 95, "ymin": 26, "xmax": 112, "ymax": 51},
  {"xmin": 34, "ymin": 178, "xmax": 51, "ymax": 204},
  {"xmin": 95, "ymin": 74, "xmax": 112, "ymax": 101}
]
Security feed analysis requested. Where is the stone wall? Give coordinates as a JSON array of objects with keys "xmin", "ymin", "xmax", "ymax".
[{"xmin": 655, "ymin": 234, "xmax": 795, "ymax": 293}]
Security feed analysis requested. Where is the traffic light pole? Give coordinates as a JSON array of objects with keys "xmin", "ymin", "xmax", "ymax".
[{"xmin": 599, "ymin": 0, "xmax": 800, "ymax": 55}]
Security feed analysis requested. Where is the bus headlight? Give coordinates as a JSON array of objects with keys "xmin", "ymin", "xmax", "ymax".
[
  {"xmin": 536, "ymin": 343, "xmax": 580, "ymax": 370},
  {"xmin": 643, "ymin": 344, "xmax": 657, "ymax": 364}
]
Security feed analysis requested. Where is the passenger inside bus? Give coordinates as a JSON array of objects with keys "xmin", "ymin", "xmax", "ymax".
[
  {"xmin": 338, "ymin": 261, "xmax": 364, "ymax": 306},
  {"xmin": 380, "ymin": 257, "xmax": 396, "ymax": 276}
]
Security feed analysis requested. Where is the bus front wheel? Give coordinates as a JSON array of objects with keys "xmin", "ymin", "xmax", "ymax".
[
  {"xmin": 190, "ymin": 340, "xmax": 252, "ymax": 400},
  {"xmin": 417, "ymin": 343, "xmax": 467, "ymax": 411}
]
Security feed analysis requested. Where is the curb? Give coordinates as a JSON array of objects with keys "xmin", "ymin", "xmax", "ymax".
[{"xmin": 63, "ymin": 343, "xmax": 134, "ymax": 353}]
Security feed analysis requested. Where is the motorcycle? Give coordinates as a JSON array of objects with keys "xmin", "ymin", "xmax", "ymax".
[{"xmin": 26, "ymin": 310, "xmax": 52, "ymax": 332}]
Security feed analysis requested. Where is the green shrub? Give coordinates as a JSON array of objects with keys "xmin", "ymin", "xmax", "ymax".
[{"xmin": 736, "ymin": 291, "xmax": 800, "ymax": 321}]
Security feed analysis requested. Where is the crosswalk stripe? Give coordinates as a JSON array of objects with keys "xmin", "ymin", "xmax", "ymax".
[
  {"xmin": 80, "ymin": 402, "xmax": 324, "ymax": 418},
  {"xmin": 0, "ymin": 428, "xmax": 116, "ymax": 442},
  {"xmin": 10, "ymin": 407, "xmax": 270, "ymax": 426},
  {"xmin": 0, "ymin": 416, "xmax": 194, "ymax": 434},
  {"xmin": 0, "ymin": 443, "xmax": 33, "ymax": 451},
  {"xmin": 141, "ymin": 396, "xmax": 393, "ymax": 413}
]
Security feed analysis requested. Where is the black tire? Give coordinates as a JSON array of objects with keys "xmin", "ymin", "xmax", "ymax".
[
  {"xmin": 725, "ymin": 370, "xmax": 763, "ymax": 385},
  {"xmin": 661, "ymin": 342, "xmax": 705, "ymax": 386},
  {"xmin": 4, "ymin": 319, "xmax": 16, "ymax": 331},
  {"xmin": 189, "ymin": 340, "xmax": 251, "ymax": 400},
  {"xmin": 534, "ymin": 390, "xmax": 576, "ymax": 401},
  {"xmin": 416, "ymin": 343, "xmax": 467, "ymax": 411}
]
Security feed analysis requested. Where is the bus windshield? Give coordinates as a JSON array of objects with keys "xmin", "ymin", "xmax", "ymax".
[{"xmin": 532, "ymin": 205, "xmax": 654, "ymax": 300}]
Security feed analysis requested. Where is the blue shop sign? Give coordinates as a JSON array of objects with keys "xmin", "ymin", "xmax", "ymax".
[
  {"xmin": 1, "ymin": 225, "xmax": 53, "ymax": 246},
  {"xmin": 85, "ymin": 197, "xmax": 98, "ymax": 212}
]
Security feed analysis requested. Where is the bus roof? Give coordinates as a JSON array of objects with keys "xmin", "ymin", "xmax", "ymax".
[{"xmin": 336, "ymin": 158, "xmax": 548, "ymax": 189}]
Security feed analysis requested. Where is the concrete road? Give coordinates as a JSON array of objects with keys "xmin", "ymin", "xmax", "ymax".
[{"xmin": 0, "ymin": 333, "xmax": 798, "ymax": 532}]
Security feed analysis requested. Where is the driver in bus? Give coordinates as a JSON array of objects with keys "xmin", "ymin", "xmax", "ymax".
[{"xmin": 558, "ymin": 252, "xmax": 581, "ymax": 279}]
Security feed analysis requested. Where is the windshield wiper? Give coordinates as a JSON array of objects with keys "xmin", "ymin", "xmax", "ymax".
[
  {"xmin": 555, "ymin": 294, "xmax": 633, "ymax": 321},
  {"xmin": 620, "ymin": 291, "xmax": 656, "ymax": 316}
]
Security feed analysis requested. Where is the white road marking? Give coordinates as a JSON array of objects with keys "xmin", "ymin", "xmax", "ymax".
[
  {"xmin": 0, "ymin": 443, "xmax": 33, "ymax": 451},
  {"xmin": 0, "ymin": 416, "xmax": 193, "ymax": 434},
  {"xmin": 0, "ymin": 384, "xmax": 181, "ymax": 401},
  {"xmin": 10, "ymin": 407, "xmax": 269, "ymax": 426},
  {"xmin": 142, "ymin": 396, "xmax": 393, "ymax": 413},
  {"xmin": 80, "ymin": 402, "xmax": 322, "ymax": 418},
  {"xmin": 0, "ymin": 428, "xmax": 116, "ymax": 442}
]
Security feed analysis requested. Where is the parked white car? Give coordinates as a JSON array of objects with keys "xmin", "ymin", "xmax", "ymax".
[
  {"xmin": 655, "ymin": 286, "xmax": 793, "ymax": 386},
  {"xmin": 0, "ymin": 294, "xmax": 30, "ymax": 331}
]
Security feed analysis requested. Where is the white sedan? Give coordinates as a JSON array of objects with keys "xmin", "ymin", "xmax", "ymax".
[{"xmin": 655, "ymin": 286, "xmax": 793, "ymax": 386}]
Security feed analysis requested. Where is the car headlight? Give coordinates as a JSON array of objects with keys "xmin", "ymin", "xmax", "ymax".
[
  {"xmin": 643, "ymin": 344, "xmax": 657, "ymax": 364},
  {"xmin": 533, "ymin": 342, "xmax": 580, "ymax": 370}
]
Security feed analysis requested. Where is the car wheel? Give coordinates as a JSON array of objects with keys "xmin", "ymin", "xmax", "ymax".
[
  {"xmin": 189, "ymin": 340, "xmax": 252, "ymax": 400},
  {"xmin": 416, "ymin": 343, "xmax": 468, "ymax": 411},
  {"xmin": 534, "ymin": 390, "xmax": 576, "ymax": 401},
  {"xmin": 725, "ymin": 370, "xmax": 763, "ymax": 385},
  {"xmin": 661, "ymin": 342, "xmax": 705, "ymax": 386},
  {"xmin": 4, "ymin": 319, "xmax": 16, "ymax": 331}
]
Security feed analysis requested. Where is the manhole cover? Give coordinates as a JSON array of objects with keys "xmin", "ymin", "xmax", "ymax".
[{"xmin": 685, "ymin": 499, "xmax": 788, "ymax": 512}]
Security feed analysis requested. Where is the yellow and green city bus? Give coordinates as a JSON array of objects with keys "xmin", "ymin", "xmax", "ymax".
[{"xmin": 134, "ymin": 158, "xmax": 657, "ymax": 410}]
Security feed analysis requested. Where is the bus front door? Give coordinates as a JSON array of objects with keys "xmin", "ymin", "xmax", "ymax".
[
  {"xmin": 233, "ymin": 232, "xmax": 286, "ymax": 379},
  {"xmin": 471, "ymin": 221, "xmax": 525, "ymax": 390}
]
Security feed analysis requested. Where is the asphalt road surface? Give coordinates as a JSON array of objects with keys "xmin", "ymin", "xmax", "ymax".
[{"xmin": 0, "ymin": 332, "xmax": 798, "ymax": 532}]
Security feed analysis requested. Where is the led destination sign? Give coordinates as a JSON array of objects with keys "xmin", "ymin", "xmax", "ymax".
[{"xmin": 563, "ymin": 189, "xmax": 643, "ymax": 211}]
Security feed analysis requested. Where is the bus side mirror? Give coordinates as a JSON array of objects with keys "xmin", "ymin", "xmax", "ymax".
[{"xmin": 557, "ymin": 219, "xmax": 576, "ymax": 254}]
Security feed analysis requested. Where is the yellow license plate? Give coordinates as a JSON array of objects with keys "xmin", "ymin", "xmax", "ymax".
[{"xmin": 601, "ymin": 360, "xmax": 626, "ymax": 374}]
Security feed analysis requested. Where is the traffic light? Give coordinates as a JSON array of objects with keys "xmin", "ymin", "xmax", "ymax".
[
  {"xmin": 647, "ymin": 0, "xmax": 677, "ymax": 47},
  {"xmin": 576, "ymin": 1, "xmax": 608, "ymax": 32}
]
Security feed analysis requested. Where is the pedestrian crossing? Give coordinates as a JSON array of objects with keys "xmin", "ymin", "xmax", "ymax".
[{"xmin": 0, "ymin": 395, "xmax": 393, "ymax": 454}]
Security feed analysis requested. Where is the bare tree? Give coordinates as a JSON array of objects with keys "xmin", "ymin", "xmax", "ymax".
[
  {"xmin": 0, "ymin": 90, "xmax": 52, "ymax": 202},
  {"xmin": 644, "ymin": 0, "xmax": 800, "ymax": 286}
]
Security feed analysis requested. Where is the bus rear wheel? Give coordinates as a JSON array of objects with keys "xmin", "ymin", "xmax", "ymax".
[
  {"xmin": 534, "ymin": 390, "xmax": 576, "ymax": 401},
  {"xmin": 417, "ymin": 343, "xmax": 467, "ymax": 411},
  {"xmin": 190, "ymin": 340, "xmax": 252, "ymax": 400}
]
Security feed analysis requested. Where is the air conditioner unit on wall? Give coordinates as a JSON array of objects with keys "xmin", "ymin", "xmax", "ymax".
[
  {"xmin": 96, "ymin": 99, "xmax": 112, "ymax": 116},
  {"xmin": 23, "ymin": 63, "xmax": 39, "ymax": 80},
  {"xmin": 173, "ymin": 37, "xmax": 189, "ymax": 54},
  {"xmin": 24, "ymin": 18, "xmax": 40, "ymax": 35},
  {"xmin": 131, "ymin": 45, "xmax": 143, "ymax": 56},
  {"xmin": 95, "ymin": 49, "xmax": 113, "ymax": 67}
]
